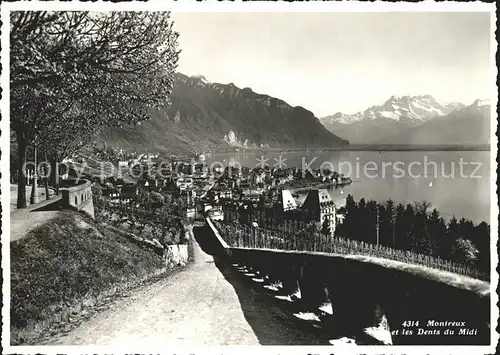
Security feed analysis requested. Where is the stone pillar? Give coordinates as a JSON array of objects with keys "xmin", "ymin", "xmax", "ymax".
[
  {"xmin": 29, "ymin": 173, "xmax": 39, "ymax": 205},
  {"xmin": 326, "ymin": 275, "xmax": 392, "ymax": 345},
  {"xmin": 30, "ymin": 144, "xmax": 39, "ymax": 205},
  {"xmin": 279, "ymin": 264, "xmax": 301, "ymax": 296},
  {"xmin": 298, "ymin": 263, "xmax": 329, "ymax": 310}
]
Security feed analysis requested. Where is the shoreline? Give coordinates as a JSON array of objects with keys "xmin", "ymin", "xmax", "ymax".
[
  {"xmin": 278, "ymin": 180, "xmax": 352, "ymax": 193},
  {"xmin": 206, "ymin": 145, "xmax": 491, "ymax": 155}
]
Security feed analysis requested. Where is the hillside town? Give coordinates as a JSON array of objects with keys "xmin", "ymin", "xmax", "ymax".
[{"xmin": 77, "ymin": 145, "xmax": 351, "ymax": 238}]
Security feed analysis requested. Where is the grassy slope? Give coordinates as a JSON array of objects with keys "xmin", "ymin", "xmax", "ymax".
[{"xmin": 10, "ymin": 211, "xmax": 173, "ymax": 345}]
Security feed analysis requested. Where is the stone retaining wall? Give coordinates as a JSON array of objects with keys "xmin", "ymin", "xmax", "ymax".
[
  {"xmin": 61, "ymin": 179, "xmax": 94, "ymax": 218},
  {"xmin": 165, "ymin": 245, "xmax": 189, "ymax": 267},
  {"xmin": 205, "ymin": 217, "xmax": 491, "ymax": 346}
]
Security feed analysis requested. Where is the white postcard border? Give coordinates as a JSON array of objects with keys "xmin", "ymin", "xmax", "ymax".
[{"xmin": 1, "ymin": 1, "xmax": 498, "ymax": 354}]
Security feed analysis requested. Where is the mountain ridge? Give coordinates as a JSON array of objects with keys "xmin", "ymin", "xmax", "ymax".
[
  {"xmin": 320, "ymin": 95, "xmax": 465, "ymax": 125},
  {"xmin": 99, "ymin": 73, "xmax": 349, "ymax": 153},
  {"xmin": 319, "ymin": 95, "xmax": 475, "ymax": 144},
  {"xmin": 374, "ymin": 100, "xmax": 491, "ymax": 145}
]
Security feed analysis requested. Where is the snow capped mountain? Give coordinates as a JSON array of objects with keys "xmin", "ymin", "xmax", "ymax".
[
  {"xmin": 445, "ymin": 101, "xmax": 467, "ymax": 111},
  {"xmin": 322, "ymin": 111, "xmax": 364, "ymax": 124},
  {"xmin": 319, "ymin": 95, "xmax": 474, "ymax": 144},
  {"xmin": 375, "ymin": 99, "xmax": 491, "ymax": 145},
  {"xmin": 320, "ymin": 95, "xmax": 464, "ymax": 125},
  {"xmin": 470, "ymin": 98, "xmax": 491, "ymax": 108},
  {"xmin": 192, "ymin": 74, "xmax": 210, "ymax": 84}
]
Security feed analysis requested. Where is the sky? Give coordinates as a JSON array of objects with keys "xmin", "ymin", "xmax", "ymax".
[{"xmin": 171, "ymin": 12, "xmax": 493, "ymax": 117}]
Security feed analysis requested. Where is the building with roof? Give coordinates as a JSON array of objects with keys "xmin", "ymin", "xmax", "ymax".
[
  {"xmin": 301, "ymin": 188, "xmax": 336, "ymax": 237},
  {"xmin": 217, "ymin": 188, "xmax": 336, "ymax": 238},
  {"xmin": 270, "ymin": 189, "xmax": 300, "ymax": 224},
  {"xmin": 161, "ymin": 178, "xmax": 181, "ymax": 197},
  {"xmin": 277, "ymin": 189, "xmax": 297, "ymax": 211}
]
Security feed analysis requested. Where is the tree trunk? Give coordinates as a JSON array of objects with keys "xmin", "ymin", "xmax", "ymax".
[
  {"xmin": 44, "ymin": 155, "xmax": 50, "ymax": 200},
  {"xmin": 50, "ymin": 159, "xmax": 60, "ymax": 195},
  {"xmin": 16, "ymin": 141, "xmax": 28, "ymax": 209}
]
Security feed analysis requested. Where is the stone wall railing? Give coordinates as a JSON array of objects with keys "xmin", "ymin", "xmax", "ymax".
[
  {"xmin": 212, "ymin": 220, "xmax": 488, "ymax": 280},
  {"xmin": 60, "ymin": 179, "xmax": 94, "ymax": 218},
  {"xmin": 205, "ymin": 218, "xmax": 491, "ymax": 346}
]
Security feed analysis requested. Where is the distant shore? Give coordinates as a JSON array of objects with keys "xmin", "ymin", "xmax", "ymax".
[
  {"xmin": 329, "ymin": 144, "xmax": 491, "ymax": 152},
  {"xmin": 207, "ymin": 144, "xmax": 491, "ymax": 154},
  {"xmin": 277, "ymin": 178, "xmax": 352, "ymax": 193}
]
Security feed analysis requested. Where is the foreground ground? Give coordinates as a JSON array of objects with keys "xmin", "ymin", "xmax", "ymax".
[
  {"xmin": 45, "ymin": 227, "xmax": 329, "ymax": 346},
  {"xmin": 10, "ymin": 184, "xmax": 62, "ymax": 242},
  {"xmin": 10, "ymin": 211, "xmax": 172, "ymax": 345},
  {"xmin": 10, "ymin": 184, "xmax": 55, "ymax": 211}
]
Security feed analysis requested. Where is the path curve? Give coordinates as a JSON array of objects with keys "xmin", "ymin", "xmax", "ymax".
[
  {"xmin": 46, "ymin": 228, "xmax": 327, "ymax": 346},
  {"xmin": 10, "ymin": 195, "xmax": 62, "ymax": 242}
]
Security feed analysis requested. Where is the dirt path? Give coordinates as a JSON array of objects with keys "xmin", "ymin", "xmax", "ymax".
[
  {"xmin": 10, "ymin": 184, "xmax": 56, "ymax": 211},
  {"xmin": 10, "ymin": 193, "xmax": 63, "ymax": 242},
  {"xmin": 10, "ymin": 210, "xmax": 61, "ymax": 242},
  {"xmin": 45, "ymin": 231, "xmax": 327, "ymax": 346}
]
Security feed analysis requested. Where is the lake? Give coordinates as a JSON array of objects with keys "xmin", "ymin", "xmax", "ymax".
[{"xmin": 206, "ymin": 150, "xmax": 492, "ymax": 224}]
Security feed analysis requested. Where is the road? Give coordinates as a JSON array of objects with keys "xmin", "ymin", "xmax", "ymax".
[
  {"xmin": 10, "ymin": 184, "xmax": 55, "ymax": 211},
  {"xmin": 10, "ymin": 208, "xmax": 61, "ymax": 242},
  {"xmin": 46, "ymin": 227, "xmax": 329, "ymax": 346},
  {"xmin": 10, "ymin": 184, "xmax": 62, "ymax": 242}
]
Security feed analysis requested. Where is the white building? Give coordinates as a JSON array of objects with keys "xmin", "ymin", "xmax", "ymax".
[
  {"xmin": 301, "ymin": 189, "xmax": 336, "ymax": 237},
  {"xmin": 275, "ymin": 189, "xmax": 298, "ymax": 212}
]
